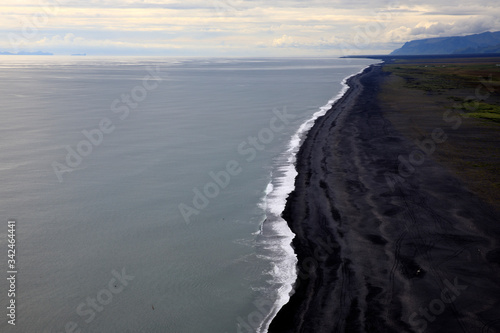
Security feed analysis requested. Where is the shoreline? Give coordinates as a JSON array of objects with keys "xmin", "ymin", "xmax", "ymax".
[
  {"xmin": 268, "ymin": 64, "xmax": 500, "ymax": 332},
  {"xmin": 261, "ymin": 66, "xmax": 372, "ymax": 333},
  {"xmin": 257, "ymin": 66, "xmax": 369, "ymax": 332}
]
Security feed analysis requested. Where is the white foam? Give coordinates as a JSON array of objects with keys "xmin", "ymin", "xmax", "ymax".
[
  {"xmin": 258, "ymin": 66, "xmax": 370, "ymax": 333},
  {"xmin": 265, "ymin": 181, "xmax": 274, "ymax": 196},
  {"xmin": 257, "ymin": 173, "xmax": 275, "ymax": 213}
]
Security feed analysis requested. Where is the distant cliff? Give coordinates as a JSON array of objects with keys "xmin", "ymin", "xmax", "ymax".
[
  {"xmin": 0, "ymin": 51, "xmax": 53, "ymax": 55},
  {"xmin": 391, "ymin": 31, "xmax": 500, "ymax": 55}
]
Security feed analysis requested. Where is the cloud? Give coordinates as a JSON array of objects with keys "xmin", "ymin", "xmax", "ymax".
[
  {"xmin": 272, "ymin": 34, "xmax": 296, "ymax": 47},
  {"xmin": 410, "ymin": 22, "xmax": 453, "ymax": 36},
  {"xmin": 1, "ymin": 1, "xmax": 500, "ymax": 55},
  {"xmin": 413, "ymin": 17, "xmax": 500, "ymax": 36},
  {"xmin": 32, "ymin": 33, "xmax": 182, "ymax": 51},
  {"xmin": 386, "ymin": 16, "xmax": 500, "ymax": 43}
]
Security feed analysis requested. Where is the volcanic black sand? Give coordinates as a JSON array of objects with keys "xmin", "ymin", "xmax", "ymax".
[{"xmin": 268, "ymin": 64, "xmax": 500, "ymax": 332}]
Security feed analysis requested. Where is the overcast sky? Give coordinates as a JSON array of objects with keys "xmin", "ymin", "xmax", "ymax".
[{"xmin": 2, "ymin": 0, "xmax": 500, "ymax": 56}]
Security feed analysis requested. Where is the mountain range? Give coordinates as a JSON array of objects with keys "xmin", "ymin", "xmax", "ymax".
[
  {"xmin": 391, "ymin": 31, "xmax": 500, "ymax": 55},
  {"xmin": 0, "ymin": 51, "xmax": 53, "ymax": 55}
]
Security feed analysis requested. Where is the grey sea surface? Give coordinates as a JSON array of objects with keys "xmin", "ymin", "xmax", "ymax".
[{"xmin": 0, "ymin": 56, "xmax": 374, "ymax": 332}]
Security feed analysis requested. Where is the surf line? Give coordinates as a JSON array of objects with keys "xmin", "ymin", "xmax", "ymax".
[{"xmin": 259, "ymin": 65, "xmax": 373, "ymax": 333}]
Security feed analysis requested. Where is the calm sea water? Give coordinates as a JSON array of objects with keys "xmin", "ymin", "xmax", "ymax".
[{"xmin": 0, "ymin": 56, "xmax": 374, "ymax": 332}]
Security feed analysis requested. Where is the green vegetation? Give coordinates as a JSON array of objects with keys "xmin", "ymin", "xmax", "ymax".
[
  {"xmin": 463, "ymin": 102, "xmax": 500, "ymax": 122},
  {"xmin": 384, "ymin": 61, "xmax": 500, "ymax": 123},
  {"xmin": 385, "ymin": 65, "xmax": 466, "ymax": 92},
  {"xmin": 380, "ymin": 58, "xmax": 500, "ymax": 208},
  {"xmin": 385, "ymin": 63, "xmax": 500, "ymax": 92}
]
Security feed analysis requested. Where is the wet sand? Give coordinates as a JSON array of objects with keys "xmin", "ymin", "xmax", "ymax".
[{"xmin": 268, "ymin": 65, "xmax": 500, "ymax": 332}]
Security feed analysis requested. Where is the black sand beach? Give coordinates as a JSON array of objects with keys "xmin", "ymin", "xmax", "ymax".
[{"xmin": 268, "ymin": 65, "xmax": 500, "ymax": 332}]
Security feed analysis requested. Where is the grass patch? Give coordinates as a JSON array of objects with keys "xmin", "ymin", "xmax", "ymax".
[
  {"xmin": 385, "ymin": 65, "xmax": 467, "ymax": 92},
  {"xmin": 468, "ymin": 112, "xmax": 500, "ymax": 122},
  {"xmin": 380, "ymin": 59, "xmax": 500, "ymax": 209},
  {"xmin": 458, "ymin": 102, "xmax": 500, "ymax": 123},
  {"xmin": 384, "ymin": 62, "xmax": 500, "ymax": 123}
]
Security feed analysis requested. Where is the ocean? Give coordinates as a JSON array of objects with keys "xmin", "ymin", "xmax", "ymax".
[{"xmin": 0, "ymin": 56, "xmax": 374, "ymax": 332}]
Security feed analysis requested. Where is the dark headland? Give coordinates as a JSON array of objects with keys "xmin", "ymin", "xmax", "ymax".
[{"xmin": 268, "ymin": 57, "xmax": 500, "ymax": 332}]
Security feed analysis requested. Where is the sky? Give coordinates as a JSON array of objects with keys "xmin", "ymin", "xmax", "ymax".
[{"xmin": 1, "ymin": 0, "xmax": 500, "ymax": 56}]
